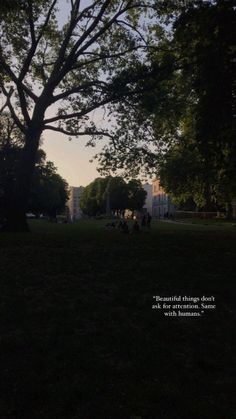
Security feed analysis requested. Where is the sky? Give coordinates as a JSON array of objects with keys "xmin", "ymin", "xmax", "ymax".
[
  {"xmin": 42, "ymin": 131, "xmax": 104, "ymax": 187},
  {"xmin": 42, "ymin": 103, "xmax": 108, "ymax": 187}
]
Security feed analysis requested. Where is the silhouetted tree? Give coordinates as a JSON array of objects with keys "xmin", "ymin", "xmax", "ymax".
[{"xmin": 0, "ymin": 0, "xmax": 160, "ymax": 230}]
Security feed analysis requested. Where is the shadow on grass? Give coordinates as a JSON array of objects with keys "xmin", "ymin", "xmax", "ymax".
[{"xmin": 0, "ymin": 220, "xmax": 235, "ymax": 418}]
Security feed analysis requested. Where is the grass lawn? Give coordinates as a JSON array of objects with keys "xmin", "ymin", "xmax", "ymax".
[{"xmin": 0, "ymin": 219, "xmax": 235, "ymax": 419}]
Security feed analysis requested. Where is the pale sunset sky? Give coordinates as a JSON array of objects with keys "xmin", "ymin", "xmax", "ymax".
[
  {"xmin": 43, "ymin": 107, "xmax": 107, "ymax": 187},
  {"xmin": 43, "ymin": 133, "xmax": 104, "ymax": 187}
]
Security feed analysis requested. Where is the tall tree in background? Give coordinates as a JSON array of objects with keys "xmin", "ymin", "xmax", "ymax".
[
  {"xmin": 80, "ymin": 177, "xmax": 128, "ymax": 216},
  {"xmin": 29, "ymin": 158, "xmax": 68, "ymax": 219},
  {"xmin": 79, "ymin": 177, "xmax": 107, "ymax": 216},
  {"xmin": 80, "ymin": 176, "xmax": 146, "ymax": 216},
  {"xmin": 0, "ymin": 0, "xmax": 160, "ymax": 231},
  {"xmin": 127, "ymin": 179, "xmax": 147, "ymax": 213}
]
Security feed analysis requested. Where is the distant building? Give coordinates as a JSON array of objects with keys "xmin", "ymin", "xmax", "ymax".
[
  {"xmin": 152, "ymin": 179, "xmax": 175, "ymax": 218},
  {"xmin": 67, "ymin": 186, "xmax": 84, "ymax": 221},
  {"xmin": 233, "ymin": 200, "xmax": 236, "ymax": 219},
  {"xmin": 142, "ymin": 183, "xmax": 153, "ymax": 215}
]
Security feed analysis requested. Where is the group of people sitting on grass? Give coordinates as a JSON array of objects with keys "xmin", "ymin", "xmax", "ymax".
[{"xmin": 105, "ymin": 212, "xmax": 152, "ymax": 234}]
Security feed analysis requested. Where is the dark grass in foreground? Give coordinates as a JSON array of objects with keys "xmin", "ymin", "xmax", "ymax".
[{"xmin": 0, "ymin": 220, "xmax": 235, "ymax": 419}]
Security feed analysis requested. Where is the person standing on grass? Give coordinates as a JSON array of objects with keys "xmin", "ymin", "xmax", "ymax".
[
  {"xmin": 118, "ymin": 220, "xmax": 124, "ymax": 229},
  {"xmin": 132, "ymin": 220, "xmax": 140, "ymax": 233},
  {"xmin": 147, "ymin": 212, "xmax": 152, "ymax": 228},
  {"xmin": 121, "ymin": 220, "xmax": 129, "ymax": 234},
  {"xmin": 141, "ymin": 214, "xmax": 147, "ymax": 227}
]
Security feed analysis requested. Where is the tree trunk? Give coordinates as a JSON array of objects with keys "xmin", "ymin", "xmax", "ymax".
[
  {"xmin": 226, "ymin": 201, "xmax": 233, "ymax": 220},
  {"xmin": 105, "ymin": 180, "xmax": 111, "ymax": 216},
  {"xmin": 203, "ymin": 179, "xmax": 215, "ymax": 211},
  {"xmin": 3, "ymin": 126, "xmax": 42, "ymax": 232}
]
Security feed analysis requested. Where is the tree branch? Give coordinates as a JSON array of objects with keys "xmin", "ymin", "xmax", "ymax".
[
  {"xmin": 54, "ymin": 80, "xmax": 157, "ymax": 124},
  {"xmin": 0, "ymin": 54, "xmax": 38, "ymax": 102},
  {"xmin": 116, "ymin": 18, "xmax": 147, "ymax": 45},
  {"xmin": 19, "ymin": 0, "xmax": 58, "ymax": 83},
  {"xmin": 51, "ymin": 80, "xmax": 109, "ymax": 103},
  {"xmin": 69, "ymin": 0, "xmax": 111, "ymax": 59},
  {"xmin": 43, "ymin": 124, "xmax": 114, "ymax": 139},
  {"xmin": 0, "ymin": 83, "xmax": 26, "ymax": 133},
  {"xmin": 27, "ymin": 0, "xmax": 36, "ymax": 44},
  {"xmin": 74, "ymin": 4, "xmax": 136, "ymax": 63},
  {"xmin": 16, "ymin": 85, "xmax": 31, "ymax": 126},
  {"xmin": 47, "ymin": 0, "xmax": 84, "ymax": 88},
  {"xmin": 44, "ymin": 94, "xmax": 122, "ymax": 125},
  {"xmin": 43, "ymin": 1, "xmax": 154, "ymax": 94},
  {"xmin": 0, "ymin": 98, "xmax": 9, "ymax": 114},
  {"xmin": 48, "ymin": 0, "xmax": 111, "ymax": 87},
  {"xmin": 37, "ymin": 0, "xmax": 58, "ymax": 44},
  {"xmin": 73, "ymin": 44, "xmax": 145, "ymax": 69}
]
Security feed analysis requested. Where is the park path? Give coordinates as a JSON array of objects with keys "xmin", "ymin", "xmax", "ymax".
[
  {"xmin": 158, "ymin": 219, "xmax": 194, "ymax": 226},
  {"xmin": 158, "ymin": 219, "xmax": 235, "ymax": 229}
]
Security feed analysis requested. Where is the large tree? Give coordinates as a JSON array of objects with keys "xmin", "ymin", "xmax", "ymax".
[
  {"xmin": 0, "ymin": 0, "xmax": 161, "ymax": 231},
  {"xmin": 170, "ymin": 0, "xmax": 236, "ymax": 212},
  {"xmin": 97, "ymin": 0, "xmax": 236, "ymax": 213}
]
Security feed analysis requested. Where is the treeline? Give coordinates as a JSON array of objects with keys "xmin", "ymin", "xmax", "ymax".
[{"xmin": 80, "ymin": 177, "xmax": 147, "ymax": 217}]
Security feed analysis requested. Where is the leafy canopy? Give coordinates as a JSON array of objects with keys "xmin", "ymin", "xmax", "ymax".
[
  {"xmin": 0, "ymin": 114, "xmax": 68, "ymax": 220},
  {"xmin": 0, "ymin": 0, "xmax": 162, "ymax": 140},
  {"xmin": 80, "ymin": 176, "xmax": 146, "ymax": 216},
  {"xmin": 96, "ymin": 0, "xmax": 236, "ymax": 212}
]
